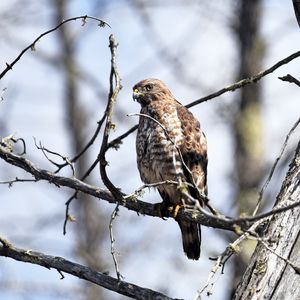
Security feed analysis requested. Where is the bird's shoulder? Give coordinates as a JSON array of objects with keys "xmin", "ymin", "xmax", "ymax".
[{"xmin": 174, "ymin": 102, "xmax": 207, "ymax": 155}]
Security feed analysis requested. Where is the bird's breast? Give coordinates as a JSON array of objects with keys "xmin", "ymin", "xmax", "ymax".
[{"xmin": 136, "ymin": 125, "xmax": 183, "ymax": 184}]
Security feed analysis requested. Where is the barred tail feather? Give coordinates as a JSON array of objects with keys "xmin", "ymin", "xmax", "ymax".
[{"xmin": 178, "ymin": 221, "xmax": 201, "ymax": 260}]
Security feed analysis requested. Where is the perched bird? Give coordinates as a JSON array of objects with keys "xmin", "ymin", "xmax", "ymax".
[{"xmin": 133, "ymin": 78, "xmax": 208, "ymax": 260}]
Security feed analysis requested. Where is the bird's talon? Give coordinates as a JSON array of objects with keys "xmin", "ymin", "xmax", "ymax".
[{"xmin": 169, "ymin": 204, "xmax": 184, "ymax": 218}]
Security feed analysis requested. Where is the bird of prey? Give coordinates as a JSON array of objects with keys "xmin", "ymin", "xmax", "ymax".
[{"xmin": 133, "ymin": 78, "xmax": 208, "ymax": 260}]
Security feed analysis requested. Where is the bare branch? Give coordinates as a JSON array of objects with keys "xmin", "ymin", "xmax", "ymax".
[
  {"xmin": 109, "ymin": 50, "xmax": 300, "ymax": 146},
  {"xmin": 63, "ymin": 193, "xmax": 78, "ymax": 235},
  {"xmin": 0, "ymin": 237, "xmax": 180, "ymax": 300},
  {"xmin": 293, "ymin": 0, "xmax": 300, "ymax": 27},
  {"xmin": 1, "ymin": 113, "xmax": 299, "ymax": 239},
  {"xmin": 196, "ymin": 219, "xmax": 266, "ymax": 298},
  {"xmin": 63, "ymin": 155, "xmax": 101, "ymax": 234},
  {"xmin": 0, "ymin": 177, "xmax": 36, "ymax": 186},
  {"xmin": 107, "ymin": 124, "xmax": 138, "ymax": 150},
  {"xmin": 0, "ymin": 15, "xmax": 110, "ymax": 80},
  {"xmin": 2, "ymin": 146, "xmax": 300, "ymax": 234},
  {"xmin": 259, "ymin": 239, "xmax": 300, "ymax": 275},
  {"xmin": 0, "ymin": 146, "xmax": 236, "ymax": 231},
  {"xmin": 278, "ymin": 73, "xmax": 300, "ymax": 87},
  {"xmin": 244, "ymin": 231, "xmax": 300, "ymax": 275},
  {"xmin": 187, "ymin": 50, "xmax": 300, "ymax": 108},
  {"xmin": 99, "ymin": 34, "xmax": 124, "ymax": 200},
  {"xmin": 252, "ymin": 116, "xmax": 300, "ymax": 216},
  {"xmin": 34, "ymin": 138, "xmax": 75, "ymax": 176},
  {"xmin": 109, "ymin": 204, "xmax": 123, "ymax": 280},
  {"xmin": 124, "ymin": 180, "xmax": 180, "ymax": 200}
]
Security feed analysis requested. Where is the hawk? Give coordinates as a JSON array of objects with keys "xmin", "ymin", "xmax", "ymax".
[{"xmin": 133, "ymin": 78, "xmax": 208, "ymax": 260}]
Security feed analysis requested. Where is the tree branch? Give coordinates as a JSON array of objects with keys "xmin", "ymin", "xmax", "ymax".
[
  {"xmin": 2, "ymin": 143, "xmax": 300, "ymax": 234},
  {"xmin": 186, "ymin": 50, "xmax": 300, "ymax": 108},
  {"xmin": 252, "ymin": 116, "xmax": 300, "ymax": 216},
  {"xmin": 293, "ymin": 0, "xmax": 300, "ymax": 27},
  {"xmin": 0, "ymin": 237, "xmax": 180, "ymax": 300},
  {"xmin": 99, "ymin": 34, "xmax": 123, "ymax": 200},
  {"xmin": 0, "ymin": 15, "xmax": 110, "ymax": 80},
  {"xmin": 109, "ymin": 49, "xmax": 300, "ymax": 146},
  {"xmin": 0, "ymin": 145, "xmax": 235, "ymax": 231},
  {"xmin": 278, "ymin": 74, "xmax": 300, "ymax": 87}
]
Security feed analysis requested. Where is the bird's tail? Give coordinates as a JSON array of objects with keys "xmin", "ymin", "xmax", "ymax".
[{"xmin": 178, "ymin": 220, "xmax": 201, "ymax": 260}]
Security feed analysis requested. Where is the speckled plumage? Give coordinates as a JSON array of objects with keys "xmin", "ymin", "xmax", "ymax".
[{"xmin": 133, "ymin": 78, "xmax": 208, "ymax": 260}]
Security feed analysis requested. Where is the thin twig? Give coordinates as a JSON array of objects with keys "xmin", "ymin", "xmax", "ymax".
[
  {"xmin": 252, "ymin": 116, "xmax": 300, "ymax": 216},
  {"xmin": 107, "ymin": 124, "xmax": 138, "ymax": 150},
  {"xmin": 63, "ymin": 156, "xmax": 100, "ymax": 234},
  {"xmin": 124, "ymin": 180, "xmax": 181, "ymax": 200},
  {"xmin": 0, "ymin": 177, "xmax": 36, "ymax": 186},
  {"xmin": 278, "ymin": 74, "xmax": 300, "ymax": 87},
  {"xmin": 196, "ymin": 219, "xmax": 266, "ymax": 298},
  {"xmin": 259, "ymin": 238, "xmax": 300, "ymax": 275},
  {"xmin": 187, "ymin": 50, "xmax": 300, "ymax": 108},
  {"xmin": 109, "ymin": 204, "xmax": 123, "ymax": 280},
  {"xmin": 34, "ymin": 138, "xmax": 75, "ymax": 176},
  {"xmin": 56, "ymin": 112, "xmax": 108, "ymax": 174},
  {"xmin": 11, "ymin": 137, "xmax": 26, "ymax": 155},
  {"xmin": 63, "ymin": 193, "xmax": 78, "ymax": 235},
  {"xmin": 0, "ymin": 15, "xmax": 110, "ymax": 80}
]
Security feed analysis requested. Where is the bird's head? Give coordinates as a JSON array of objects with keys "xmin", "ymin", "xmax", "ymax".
[{"xmin": 132, "ymin": 78, "xmax": 173, "ymax": 106}]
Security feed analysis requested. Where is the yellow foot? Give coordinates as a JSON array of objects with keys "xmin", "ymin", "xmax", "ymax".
[
  {"xmin": 154, "ymin": 202, "xmax": 184, "ymax": 219},
  {"xmin": 168, "ymin": 204, "xmax": 184, "ymax": 218}
]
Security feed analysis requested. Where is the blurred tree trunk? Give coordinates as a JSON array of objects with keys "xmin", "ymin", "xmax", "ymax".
[
  {"xmin": 53, "ymin": 0, "xmax": 107, "ymax": 299},
  {"xmin": 231, "ymin": 0, "xmax": 265, "ymax": 295},
  {"xmin": 233, "ymin": 141, "xmax": 300, "ymax": 300}
]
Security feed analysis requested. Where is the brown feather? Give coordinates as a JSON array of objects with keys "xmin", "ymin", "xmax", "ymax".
[{"xmin": 134, "ymin": 78, "xmax": 207, "ymax": 260}]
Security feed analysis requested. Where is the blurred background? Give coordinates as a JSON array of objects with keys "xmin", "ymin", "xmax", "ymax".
[{"xmin": 0, "ymin": 0, "xmax": 299, "ymax": 299}]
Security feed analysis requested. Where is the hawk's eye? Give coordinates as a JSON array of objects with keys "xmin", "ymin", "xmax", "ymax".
[{"xmin": 145, "ymin": 84, "xmax": 153, "ymax": 91}]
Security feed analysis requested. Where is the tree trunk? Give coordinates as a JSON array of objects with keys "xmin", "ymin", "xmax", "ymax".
[
  {"xmin": 233, "ymin": 141, "xmax": 300, "ymax": 299},
  {"xmin": 231, "ymin": 0, "xmax": 265, "ymax": 293}
]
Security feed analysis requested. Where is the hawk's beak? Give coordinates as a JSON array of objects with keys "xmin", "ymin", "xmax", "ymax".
[{"xmin": 133, "ymin": 88, "xmax": 143, "ymax": 101}]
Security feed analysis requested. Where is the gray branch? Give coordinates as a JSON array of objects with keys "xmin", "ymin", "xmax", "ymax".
[
  {"xmin": 1, "ymin": 146, "xmax": 300, "ymax": 234},
  {"xmin": 0, "ymin": 147, "xmax": 239, "ymax": 231},
  {"xmin": 0, "ymin": 238, "xmax": 180, "ymax": 300}
]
